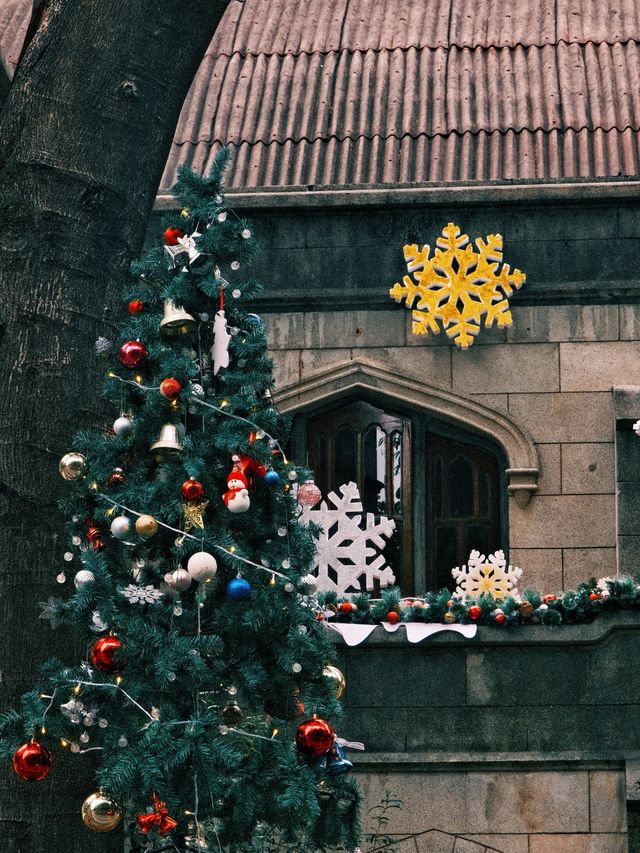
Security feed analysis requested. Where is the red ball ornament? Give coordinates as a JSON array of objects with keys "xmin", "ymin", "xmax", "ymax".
[
  {"xmin": 181, "ymin": 477, "xmax": 204, "ymax": 501},
  {"xmin": 468, "ymin": 605, "xmax": 482, "ymax": 621},
  {"xmin": 542, "ymin": 594, "xmax": 557, "ymax": 604},
  {"xmin": 494, "ymin": 609, "xmax": 505, "ymax": 625},
  {"xmin": 386, "ymin": 611, "xmax": 399, "ymax": 624},
  {"xmin": 91, "ymin": 636, "xmax": 125, "ymax": 674},
  {"xmin": 87, "ymin": 526, "xmax": 105, "ymax": 551},
  {"xmin": 338, "ymin": 602, "xmax": 355, "ymax": 614},
  {"xmin": 163, "ymin": 226, "xmax": 185, "ymax": 246},
  {"xmin": 128, "ymin": 299, "xmax": 144, "ymax": 315},
  {"xmin": 295, "ymin": 717, "xmax": 334, "ymax": 758},
  {"xmin": 119, "ymin": 340, "xmax": 148, "ymax": 369},
  {"xmin": 13, "ymin": 741, "xmax": 52, "ymax": 781},
  {"xmin": 589, "ymin": 592, "xmax": 601, "ymax": 601},
  {"xmin": 160, "ymin": 378, "xmax": 182, "ymax": 399}
]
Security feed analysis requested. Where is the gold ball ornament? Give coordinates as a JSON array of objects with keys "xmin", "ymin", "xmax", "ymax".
[
  {"xmin": 444, "ymin": 611, "xmax": 456, "ymax": 624},
  {"xmin": 135, "ymin": 514, "xmax": 158, "ymax": 538},
  {"xmin": 81, "ymin": 790, "xmax": 122, "ymax": 832},
  {"xmin": 59, "ymin": 452, "xmax": 88, "ymax": 481},
  {"xmin": 323, "ymin": 664, "xmax": 346, "ymax": 699}
]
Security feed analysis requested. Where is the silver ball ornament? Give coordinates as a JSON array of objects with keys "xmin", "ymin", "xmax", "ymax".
[
  {"xmin": 187, "ymin": 552, "xmax": 218, "ymax": 582},
  {"xmin": 299, "ymin": 574, "xmax": 318, "ymax": 595},
  {"xmin": 110, "ymin": 516, "xmax": 132, "ymax": 540},
  {"xmin": 74, "ymin": 570, "xmax": 95, "ymax": 589},
  {"xmin": 113, "ymin": 416, "xmax": 134, "ymax": 436},
  {"xmin": 167, "ymin": 568, "xmax": 192, "ymax": 592}
]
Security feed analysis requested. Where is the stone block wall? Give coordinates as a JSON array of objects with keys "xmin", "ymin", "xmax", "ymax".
[
  {"xmin": 263, "ymin": 302, "xmax": 637, "ymax": 591},
  {"xmin": 335, "ymin": 614, "xmax": 640, "ymax": 852}
]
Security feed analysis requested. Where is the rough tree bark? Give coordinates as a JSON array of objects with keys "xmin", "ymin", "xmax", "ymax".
[{"xmin": 0, "ymin": 2, "xmax": 229, "ymax": 850}]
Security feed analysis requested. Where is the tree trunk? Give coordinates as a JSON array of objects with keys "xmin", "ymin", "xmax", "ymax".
[{"xmin": 0, "ymin": 2, "xmax": 229, "ymax": 850}]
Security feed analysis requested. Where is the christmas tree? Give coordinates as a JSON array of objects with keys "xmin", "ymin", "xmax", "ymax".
[{"xmin": 0, "ymin": 151, "xmax": 361, "ymax": 852}]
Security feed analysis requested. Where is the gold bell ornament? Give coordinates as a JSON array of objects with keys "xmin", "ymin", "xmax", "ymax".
[
  {"xmin": 81, "ymin": 790, "xmax": 122, "ymax": 832},
  {"xmin": 149, "ymin": 423, "xmax": 183, "ymax": 462},
  {"xmin": 159, "ymin": 299, "xmax": 196, "ymax": 336}
]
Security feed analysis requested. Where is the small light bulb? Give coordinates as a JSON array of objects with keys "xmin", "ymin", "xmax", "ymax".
[
  {"xmin": 60, "ymin": 739, "xmax": 69, "ymax": 748},
  {"xmin": 73, "ymin": 684, "xmax": 81, "ymax": 695},
  {"xmin": 229, "ymin": 545, "xmax": 236, "ymax": 554},
  {"xmin": 107, "ymin": 371, "xmax": 115, "ymax": 378},
  {"xmin": 269, "ymin": 574, "xmax": 277, "ymax": 586},
  {"xmin": 220, "ymin": 400, "xmax": 229, "ymax": 408},
  {"xmin": 40, "ymin": 726, "xmax": 46, "ymax": 735},
  {"xmin": 115, "ymin": 676, "xmax": 123, "ymax": 686}
]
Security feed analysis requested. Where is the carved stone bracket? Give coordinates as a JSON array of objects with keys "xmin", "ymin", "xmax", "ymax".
[{"xmin": 506, "ymin": 468, "xmax": 539, "ymax": 508}]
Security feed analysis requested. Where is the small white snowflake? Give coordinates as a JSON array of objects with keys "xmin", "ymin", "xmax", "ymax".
[
  {"xmin": 299, "ymin": 481, "xmax": 396, "ymax": 594},
  {"xmin": 451, "ymin": 549, "xmax": 522, "ymax": 600},
  {"xmin": 121, "ymin": 584, "xmax": 163, "ymax": 605},
  {"xmin": 633, "ymin": 420, "xmax": 640, "ymax": 436}
]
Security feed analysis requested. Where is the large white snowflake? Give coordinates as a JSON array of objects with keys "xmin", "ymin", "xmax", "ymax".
[
  {"xmin": 451, "ymin": 549, "xmax": 522, "ymax": 600},
  {"xmin": 299, "ymin": 481, "xmax": 396, "ymax": 594}
]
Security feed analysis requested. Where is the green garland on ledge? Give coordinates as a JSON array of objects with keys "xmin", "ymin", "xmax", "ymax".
[{"xmin": 318, "ymin": 575, "xmax": 639, "ymax": 628}]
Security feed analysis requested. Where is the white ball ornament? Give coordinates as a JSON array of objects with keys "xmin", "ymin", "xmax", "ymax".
[
  {"xmin": 187, "ymin": 552, "xmax": 218, "ymax": 583},
  {"xmin": 113, "ymin": 416, "xmax": 134, "ymax": 436},
  {"xmin": 110, "ymin": 516, "xmax": 132, "ymax": 540},
  {"xmin": 74, "ymin": 570, "xmax": 95, "ymax": 589},
  {"xmin": 166, "ymin": 568, "xmax": 192, "ymax": 592}
]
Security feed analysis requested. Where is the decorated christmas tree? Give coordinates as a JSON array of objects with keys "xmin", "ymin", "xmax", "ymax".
[{"xmin": 0, "ymin": 151, "xmax": 361, "ymax": 852}]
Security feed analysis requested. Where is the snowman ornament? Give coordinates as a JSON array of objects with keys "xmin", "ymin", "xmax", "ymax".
[{"xmin": 223, "ymin": 467, "xmax": 250, "ymax": 513}]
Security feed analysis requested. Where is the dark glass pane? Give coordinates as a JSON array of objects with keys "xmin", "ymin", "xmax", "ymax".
[
  {"xmin": 466, "ymin": 524, "xmax": 489, "ymax": 556},
  {"xmin": 434, "ymin": 454, "xmax": 444, "ymax": 519},
  {"xmin": 381, "ymin": 525, "xmax": 402, "ymax": 587},
  {"xmin": 391, "ymin": 430, "xmax": 403, "ymax": 516},
  {"xmin": 435, "ymin": 524, "xmax": 458, "ymax": 588},
  {"xmin": 315, "ymin": 432, "xmax": 328, "ymax": 496},
  {"xmin": 479, "ymin": 470, "xmax": 491, "ymax": 517},
  {"xmin": 334, "ymin": 426, "xmax": 357, "ymax": 488},
  {"xmin": 449, "ymin": 455, "xmax": 474, "ymax": 518},
  {"xmin": 363, "ymin": 425, "xmax": 387, "ymax": 513}
]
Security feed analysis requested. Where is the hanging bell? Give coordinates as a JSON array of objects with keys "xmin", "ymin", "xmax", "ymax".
[
  {"xmin": 159, "ymin": 299, "xmax": 196, "ymax": 336},
  {"xmin": 164, "ymin": 242, "xmax": 189, "ymax": 270},
  {"xmin": 149, "ymin": 423, "xmax": 183, "ymax": 462},
  {"xmin": 260, "ymin": 388, "xmax": 274, "ymax": 406}
]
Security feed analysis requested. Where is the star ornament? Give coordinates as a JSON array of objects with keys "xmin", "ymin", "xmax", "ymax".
[{"xmin": 183, "ymin": 500, "xmax": 209, "ymax": 532}]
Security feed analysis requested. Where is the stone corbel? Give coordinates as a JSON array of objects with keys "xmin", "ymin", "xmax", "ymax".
[{"xmin": 506, "ymin": 468, "xmax": 539, "ymax": 508}]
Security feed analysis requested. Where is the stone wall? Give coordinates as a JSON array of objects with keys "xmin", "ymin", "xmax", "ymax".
[{"xmin": 335, "ymin": 613, "xmax": 640, "ymax": 852}]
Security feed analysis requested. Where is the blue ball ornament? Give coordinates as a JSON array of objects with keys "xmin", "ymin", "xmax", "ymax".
[
  {"xmin": 263, "ymin": 470, "xmax": 281, "ymax": 485},
  {"xmin": 227, "ymin": 577, "xmax": 252, "ymax": 602},
  {"xmin": 245, "ymin": 313, "xmax": 262, "ymax": 328}
]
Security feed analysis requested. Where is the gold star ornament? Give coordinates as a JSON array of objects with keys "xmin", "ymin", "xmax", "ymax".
[{"xmin": 182, "ymin": 500, "xmax": 209, "ymax": 533}]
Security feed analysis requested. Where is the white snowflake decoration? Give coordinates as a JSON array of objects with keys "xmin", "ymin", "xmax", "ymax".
[
  {"xmin": 299, "ymin": 481, "xmax": 396, "ymax": 594},
  {"xmin": 633, "ymin": 419, "xmax": 640, "ymax": 436},
  {"xmin": 121, "ymin": 584, "xmax": 163, "ymax": 605},
  {"xmin": 451, "ymin": 549, "xmax": 522, "ymax": 600}
]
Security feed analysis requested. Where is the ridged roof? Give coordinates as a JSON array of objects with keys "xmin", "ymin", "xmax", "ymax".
[
  {"xmin": 161, "ymin": 0, "xmax": 640, "ymax": 189},
  {"xmin": 2, "ymin": 0, "xmax": 640, "ymax": 188}
]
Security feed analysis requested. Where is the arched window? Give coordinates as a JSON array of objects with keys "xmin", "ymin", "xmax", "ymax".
[{"xmin": 298, "ymin": 399, "xmax": 506, "ymax": 595}]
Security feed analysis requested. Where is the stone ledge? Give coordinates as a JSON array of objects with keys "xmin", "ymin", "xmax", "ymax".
[{"xmin": 354, "ymin": 752, "xmax": 628, "ymax": 772}]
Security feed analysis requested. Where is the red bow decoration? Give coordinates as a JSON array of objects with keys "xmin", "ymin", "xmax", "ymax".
[{"xmin": 136, "ymin": 793, "xmax": 178, "ymax": 835}]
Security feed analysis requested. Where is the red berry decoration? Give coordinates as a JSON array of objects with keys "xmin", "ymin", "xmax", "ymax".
[
  {"xmin": 181, "ymin": 477, "xmax": 204, "ymax": 501},
  {"xmin": 105, "ymin": 468, "xmax": 126, "ymax": 488},
  {"xmin": 542, "ymin": 594, "xmax": 557, "ymax": 604},
  {"xmin": 13, "ymin": 741, "xmax": 52, "ymax": 781},
  {"xmin": 91, "ymin": 636, "xmax": 125, "ymax": 674},
  {"xmin": 160, "ymin": 378, "xmax": 182, "ymax": 399},
  {"xmin": 386, "ymin": 611, "xmax": 399, "ymax": 624},
  {"xmin": 468, "ymin": 605, "xmax": 482, "ymax": 621},
  {"xmin": 128, "ymin": 299, "xmax": 144, "ymax": 314},
  {"xmin": 119, "ymin": 340, "xmax": 148, "ymax": 369},
  {"xmin": 295, "ymin": 717, "xmax": 334, "ymax": 758},
  {"xmin": 163, "ymin": 226, "xmax": 185, "ymax": 246},
  {"xmin": 338, "ymin": 602, "xmax": 355, "ymax": 614},
  {"xmin": 589, "ymin": 592, "xmax": 601, "ymax": 601}
]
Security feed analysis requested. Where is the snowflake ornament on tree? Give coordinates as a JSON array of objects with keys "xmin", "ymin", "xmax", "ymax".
[
  {"xmin": 389, "ymin": 222, "xmax": 526, "ymax": 349},
  {"xmin": 299, "ymin": 481, "xmax": 396, "ymax": 595},
  {"xmin": 451, "ymin": 549, "xmax": 522, "ymax": 600},
  {"xmin": 120, "ymin": 584, "xmax": 164, "ymax": 605}
]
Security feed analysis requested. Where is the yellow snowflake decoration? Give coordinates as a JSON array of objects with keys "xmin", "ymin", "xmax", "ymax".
[
  {"xmin": 389, "ymin": 222, "xmax": 526, "ymax": 349},
  {"xmin": 451, "ymin": 550, "xmax": 522, "ymax": 600}
]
